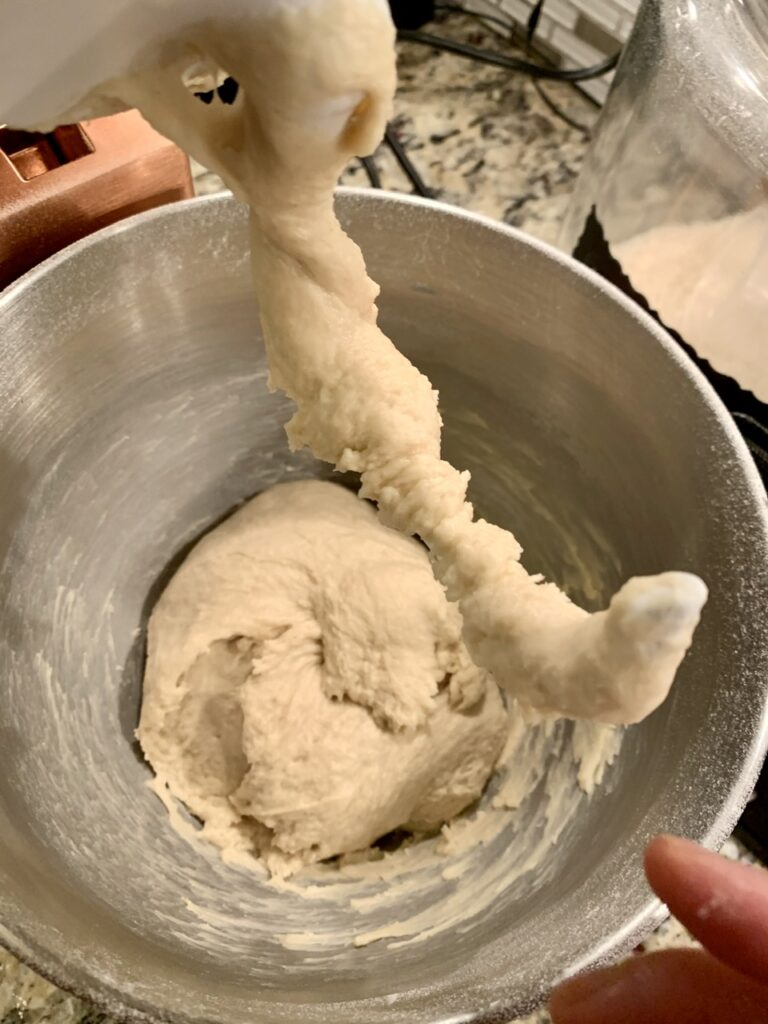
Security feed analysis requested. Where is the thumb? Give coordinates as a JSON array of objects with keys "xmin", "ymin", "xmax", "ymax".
[
  {"xmin": 645, "ymin": 834, "xmax": 768, "ymax": 984},
  {"xmin": 549, "ymin": 947, "xmax": 768, "ymax": 1024}
]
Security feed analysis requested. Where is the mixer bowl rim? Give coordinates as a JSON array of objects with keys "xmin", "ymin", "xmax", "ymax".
[{"xmin": 0, "ymin": 188, "xmax": 767, "ymax": 1024}]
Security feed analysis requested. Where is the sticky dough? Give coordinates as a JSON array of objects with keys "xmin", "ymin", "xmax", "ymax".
[
  {"xmin": 139, "ymin": 480, "xmax": 508, "ymax": 874},
  {"xmin": 84, "ymin": 0, "xmax": 708, "ymax": 729}
]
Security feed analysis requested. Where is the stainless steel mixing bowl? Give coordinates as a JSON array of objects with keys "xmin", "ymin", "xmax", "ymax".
[{"xmin": 1, "ymin": 191, "xmax": 767, "ymax": 1024}]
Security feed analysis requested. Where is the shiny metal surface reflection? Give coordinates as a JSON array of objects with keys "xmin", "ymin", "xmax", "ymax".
[{"xmin": 0, "ymin": 191, "xmax": 766, "ymax": 1024}]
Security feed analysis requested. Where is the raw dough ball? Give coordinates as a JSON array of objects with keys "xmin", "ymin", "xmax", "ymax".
[
  {"xmin": 106, "ymin": 0, "xmax": 703, "ymax": 735},
  {"xmin": 139, "ymin": 480, "xmax": 507, "ymax": 875}
]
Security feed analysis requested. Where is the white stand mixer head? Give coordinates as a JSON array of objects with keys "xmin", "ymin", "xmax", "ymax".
[{"xmin": 0, "ymin": 0, "xmax": 391, "ymax": 133}]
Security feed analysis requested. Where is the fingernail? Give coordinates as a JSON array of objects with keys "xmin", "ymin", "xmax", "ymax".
[{"xmin": 549, "ymin": 966, "xmax": 630, "ymax": 1023}]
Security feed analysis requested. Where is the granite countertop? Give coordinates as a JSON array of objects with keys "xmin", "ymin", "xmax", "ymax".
[
  {"xmin": 192, "ymin": 12, "xmax": 598, "ymax": 246},
  {"xmin": 0, "ymin": 13, "xmax": 757, "ymax": 1024}
]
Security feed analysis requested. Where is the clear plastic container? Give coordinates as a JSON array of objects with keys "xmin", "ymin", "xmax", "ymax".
[{"xmin": 561, "ymin": 0, "xmax": 768, "ymax": 410}]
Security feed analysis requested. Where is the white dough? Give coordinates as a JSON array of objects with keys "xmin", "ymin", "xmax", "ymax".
[
  {"xmin": 139, "ymin": 481, "xmax": 508, "ymax": 874},
  {"xmin": 49, "ymin": 0, "xmax": 708, "ymax": 729},
  {"xmin": 87, "ymin": 0, "xmax": 707, "ymax": 728},
  {"xmin": 46, "ymin": 0, "xmax": 710, "ymax": 867}
]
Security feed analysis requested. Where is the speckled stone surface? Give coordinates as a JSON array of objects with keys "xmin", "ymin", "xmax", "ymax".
[
  {"xmin": 0, "ymin": 13, "xmax": 761, "ymax": 1024},
  {"xmin": 192, "ymin": 12, "xmax": 598, "ymax": 246}
]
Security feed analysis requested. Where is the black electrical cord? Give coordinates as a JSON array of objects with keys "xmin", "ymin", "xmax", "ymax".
[
  {"xmin": 434, "ymin": 2, "xmax": 516, "ymax": 34},
  {"xmin": 384, "ymin": 124, "xmax": 433, "ymax": 198},
  {"xmin": 526, "ymin": 0, "xmax": 545, "ymax": 43},
  {"xmin": 432, "ymin": 2, "xmax": 598, "ymax": 132},
  {"xmin": 532, "ymin": 80, "xmax": 591, "ymax": 133},
  {"xmin": 374, "ymin": 2, "xmax": 611, "ymax": 194},
  {"xmin": 397, "ymin": 28, "xmax": 619, "ymax": 82},
  {"xmin": 521, "ymin": 1, "xmax": 591, "ymax": 131},
  {"xmin": 360, "ymin": 154, "xmax": 383, "ymax": 189}
]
